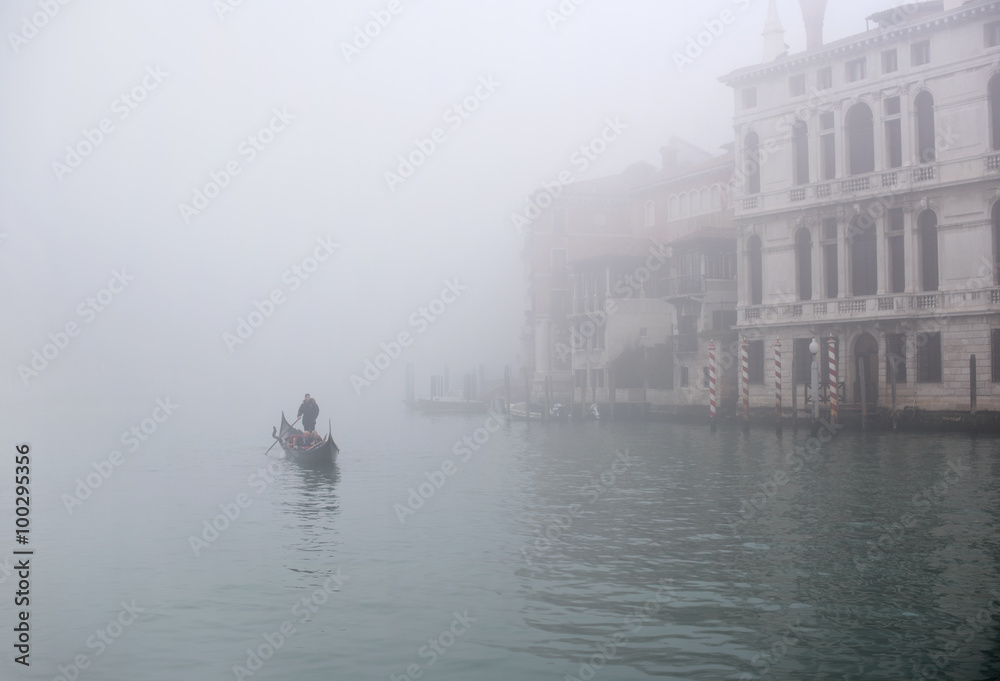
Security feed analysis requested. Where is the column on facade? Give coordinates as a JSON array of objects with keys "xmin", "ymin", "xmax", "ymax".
[
  {"xmin": 872, "ymin": 95, "xmax": 885, "ymax": 176},
  {"xmin": 901, "ymin": 93, "xmax": 915, "ymax": 166},
  {"xmin": 876, "ymin": 210, "xmax": 888, "ymax": 295},
  {"xmin": 810, "ymin": 222, "xmax": 822, "ymax": 303},
  {"xmin": 736, "ymin": 230, "xmax": 746, "ymax": 307},
  {"xmin": 904, "ymin": 208, "xmax": 916, "ymax": 293},
  {"xmin": 837, "ymin": 216, "xmax": 848, "ymax": 298}
]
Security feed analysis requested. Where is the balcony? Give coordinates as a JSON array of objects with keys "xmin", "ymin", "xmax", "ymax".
[
  {"xmin": 738, "ymin": 287, "xmax": 1000, "ymax": 326},
  {"xmin": 732, "ymin": 153, "xmax": 999, "ymax": 217},
  {"xmin": 572, "ymin": 295, "xmax": 606, "ymax": 315},
  {"xmin": 842, "ymin": 176, "xmax": 870, "ymax": 193},
  {"xmin": 571, "ymin": 295, "xmax": 668, "ymax": 316},
  {"xmin": 663, "ymin": 274, "xmax": 707, "ymax": 298},
  {"xmin": 674, "ymin": 334, "xmax": 699, "ymax": 353}
]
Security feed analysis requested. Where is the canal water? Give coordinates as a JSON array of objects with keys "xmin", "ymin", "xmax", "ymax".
[{"xmin": 24, "ymin": 407, "xmax": 1000, "ymax": 680}]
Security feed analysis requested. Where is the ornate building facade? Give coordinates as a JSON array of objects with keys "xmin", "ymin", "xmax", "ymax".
[{"xmin": 721, "ymin": 0, "xmax": 1000, "ymax": 415}]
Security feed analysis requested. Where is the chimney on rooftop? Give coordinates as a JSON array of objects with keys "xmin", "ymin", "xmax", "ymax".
[
  {"xmin": 762, "ymin": 0, "xmax": 789, "ymax": 62},
  {"xmin": 660, "ymin": 146, "xmax": 678, "ymax": 171},
  {"xmin": 799, "ymin": 0, "xmax": 827, "ymax": 51}
]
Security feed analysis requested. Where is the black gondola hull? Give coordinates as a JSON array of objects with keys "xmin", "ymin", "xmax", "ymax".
[{"xmin": 275, "ymin": 412, "xmax": 338, "ymax": 464}]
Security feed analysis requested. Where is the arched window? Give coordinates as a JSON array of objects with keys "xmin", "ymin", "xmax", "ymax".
[
  {"xmin": 691, "ymin": 189, "xmax": 701, "ymax": 214},
  {"xmin": 711, "ymin": 185, "xmax": 722, "ymax": 210},
  {"xmin": 744, "ymin": 132, "xmax": 761, "ymax": 195},
  {"xmin": 792, "ymin": 120, "xmax": 810, "ymax": 186},
  {"xmin": 850, "ymin": 212, "xmax": 877, "ymax": 295},
  {"xmin": 989, "ymin": 75, "xmax": 1000, "ymax": 151},
  {"xmin": 680, "ymin": 193, "xmax": 689, "ymax": 217},
  {"xmin": 700, "ymin": 188, "xmax": 710, "ymax": 212},
  {"xmin": 748, "ymin": 235, "xmax": 763, "ymax": 305},
  {"xmin": 644, "ymin": 200, "xmax": 655, "ymax": 227},
  {"xmin": 919, "ymin": 210, "xmax": 939, "ymax": 291},
  {"xmin": 795, "ymin": 227, "xmax": 813, "ymax": 301},
  {"xmin": 915, "ymin": 91, "xmax": 936, "ymax": 164},
  {"xmin": 668, "ymin": 196, "xmax": 678, "ymax": 221},
  {"xmin": 846, "ymin": 103, "xmax": 875, "ymax": 176}
]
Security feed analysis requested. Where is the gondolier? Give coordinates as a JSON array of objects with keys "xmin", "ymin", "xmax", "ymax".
[{"xmin": 298, "ymin": 394, "xmax": 319, "ymax": 432}]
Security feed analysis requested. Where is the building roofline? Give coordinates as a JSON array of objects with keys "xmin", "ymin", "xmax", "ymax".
[{"xmin": 719, "ymin": 0, "xmax": 998, "ymax": 87}]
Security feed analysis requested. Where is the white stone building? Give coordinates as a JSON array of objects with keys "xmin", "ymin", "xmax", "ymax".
[{"xmin": 721, "ymin": 0, "xmax": 1000, "ymax": 415}]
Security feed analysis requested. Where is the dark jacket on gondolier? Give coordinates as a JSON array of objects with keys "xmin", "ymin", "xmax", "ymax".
[{"xmin": 298, "ymin": 395, "xmax": 319, "ymax": 431}]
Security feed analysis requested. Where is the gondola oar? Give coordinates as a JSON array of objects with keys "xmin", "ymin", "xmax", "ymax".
[{"xmin": 265, "ymin": 415, "xmax": 301, "ymax": 456}]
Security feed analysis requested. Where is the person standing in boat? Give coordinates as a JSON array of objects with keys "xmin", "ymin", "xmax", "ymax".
[{"xmin": 298, "ymin": 394, "xmax": 319, "ymax": 433}]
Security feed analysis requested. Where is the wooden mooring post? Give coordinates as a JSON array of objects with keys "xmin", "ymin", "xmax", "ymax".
[
  {"xmin": 709, "ymin": 340, "xmax": 717, "ymax": 433},
  {"xmin": 741, "ymin": 337, "xmax": 750, "ymax": 433},
  {"xmin": 792, "ymin": 381, "xmax": 798, "ymax": 431},
  {"xmin": 971, "ymin": 354, "xmax": 977, "ymax": 415},
  {"xmin": 774, "ymin": 339, "xmax": 782, "ymax": 436},
  {"xmin": 504, "ymin": 366, "xmax": 511, "ymax": 423},
  {"xmin": 891, "ymin": 356, "xmax": 898, "ymax": 431},
  {"xmin": 608, "ymin": 370, "xmax": 615, "ymax": 422},
  {"xmin": 524, "ymin": 370, "xmax": 531, "ymax": 426},
  {"xmin": 859, "ymin": 356, "xmax": 867, "ymax": 431}
]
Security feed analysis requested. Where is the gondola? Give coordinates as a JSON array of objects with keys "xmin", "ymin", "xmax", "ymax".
[{"xmin": 273, "ymin": 413, "xmax": 338, "ymax": 465}]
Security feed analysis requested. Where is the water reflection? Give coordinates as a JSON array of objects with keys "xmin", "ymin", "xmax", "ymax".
[
  {"xmin": 276, "ymin": 458, "xmax": 342, "ymax": 585},
  {"xmin": 508, "ymin": 423, "xmax": 1000, "ymax": 680}
]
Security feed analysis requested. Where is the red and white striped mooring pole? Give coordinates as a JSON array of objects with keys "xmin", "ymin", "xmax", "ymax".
[
  {"xmin": 709, "ymin": 340, "xmax": 717, "ymax": 431},
  {"xmin": 774, "ymin": 339, "xmax": 782, "ymax": 435},
  {"xmin": 741, "ymin": 336, "xmax": 749, "ymax": 432},
  {"xmin": 828, "ymin": 335, "xmax": 838, "ymax": 426}
]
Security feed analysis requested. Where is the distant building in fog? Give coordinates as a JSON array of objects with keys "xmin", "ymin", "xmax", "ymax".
[
  {"xmin": 721, "ymin": 0, "xmax": 1000, "ymax": 414},
  {"xmin": 522, "ymin": 143, "xmax": 738, "ymax": 415}
]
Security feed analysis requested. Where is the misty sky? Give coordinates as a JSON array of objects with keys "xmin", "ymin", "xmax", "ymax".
[{"xmin": 0, "ymin": 0, "xmax": 901, "ymax": 430}]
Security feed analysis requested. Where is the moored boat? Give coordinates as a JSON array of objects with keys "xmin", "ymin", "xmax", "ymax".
[
  {"xmin": 273, "ymin": 413, "xmax": 338, "ymax": 464},
  {"xmin": 405, "ymin": 397, "xmax": 489, "ymax": 414},
  {"xmin": 508, "ymin": 401, "xmax": 544, "ymax": 421}
]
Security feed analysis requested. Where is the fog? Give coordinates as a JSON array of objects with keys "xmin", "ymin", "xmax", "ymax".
[{"xmin": 1, "ymin": 0, "xmax": 895, "ymax": 434}]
